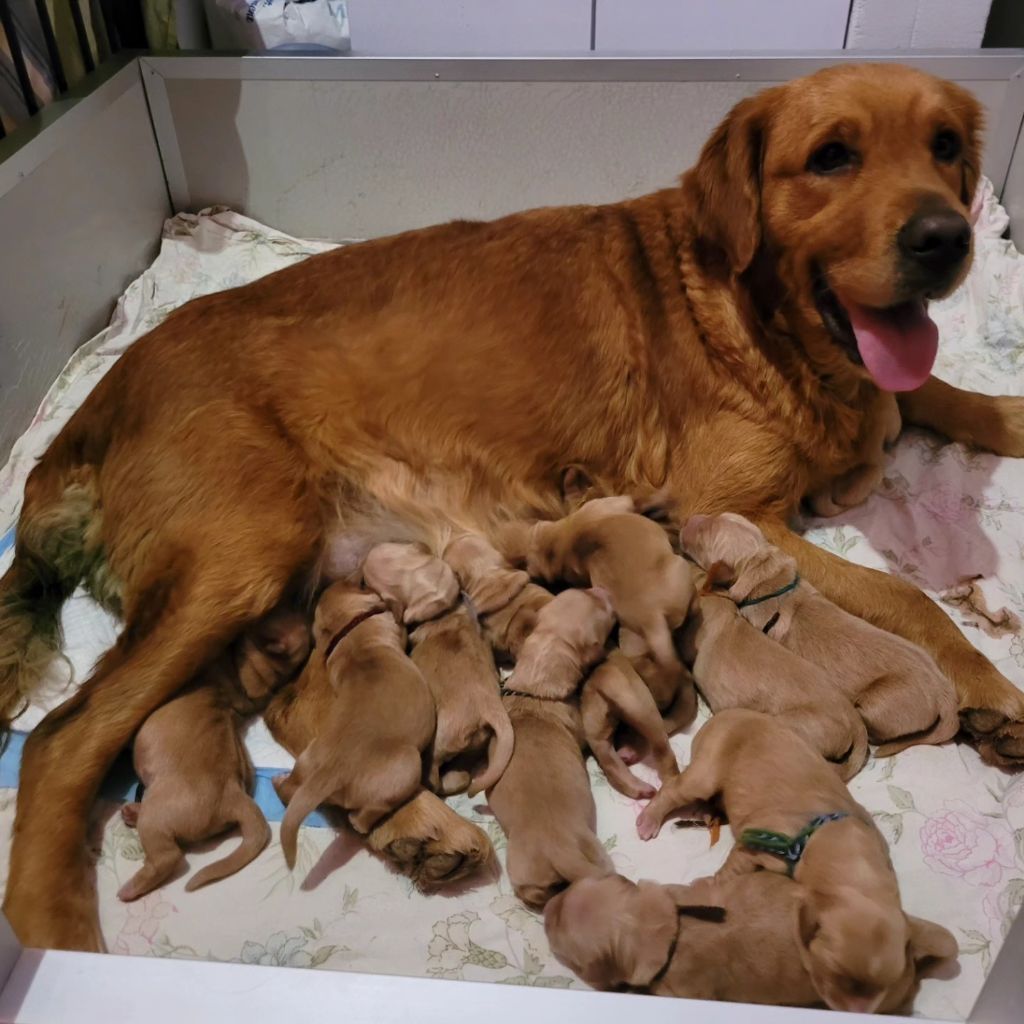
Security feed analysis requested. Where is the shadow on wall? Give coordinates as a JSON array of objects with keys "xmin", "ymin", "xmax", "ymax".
[{"xmin": 984, "ymin": 0, "xmax": 1024, "ymax": 47}]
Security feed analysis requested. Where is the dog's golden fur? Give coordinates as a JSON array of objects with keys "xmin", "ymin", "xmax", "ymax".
[{"xmin": 3, "ymin": 63, "xmax": 1024, "ymax": 950}]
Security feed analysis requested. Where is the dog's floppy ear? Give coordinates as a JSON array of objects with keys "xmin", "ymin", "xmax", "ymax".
[
  {"xmin": 702, "ymin": 560, "xmax": 736, "ymax": 593},
  {"xmin": 944, "ymin": 81, "xmax": 984, "ymax": 206},
  {"xmin": 686, "ymin": 91, "xmax": 772, "ymax": 273},
  {"xmin": 907, "ymin": 915, "xmax": 958, "ymax": 969}
]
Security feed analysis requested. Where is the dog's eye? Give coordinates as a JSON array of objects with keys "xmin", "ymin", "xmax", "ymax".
[
  {"xmin": 807, "ymin": 141, "xmax": 854, "ymax": 175},
  {"xmin": 932, "ymin": 129, "xmax": 962, "ymax": 163}
]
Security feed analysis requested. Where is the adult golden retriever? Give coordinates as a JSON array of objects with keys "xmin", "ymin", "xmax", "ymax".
[{"xmin": 2, "ymin": 63, "xmax": 1023, "ymax": 952}]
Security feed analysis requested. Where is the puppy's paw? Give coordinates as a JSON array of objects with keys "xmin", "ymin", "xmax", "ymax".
[
  {"xmin": 120, "ymin": 802, "xmax": 140, "ymax": 828},
  {"xmin": 636, "ymin": 809, "xmax": 662, "ymax": 841}
]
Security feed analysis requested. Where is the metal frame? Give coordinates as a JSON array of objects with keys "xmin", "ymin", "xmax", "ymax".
[{"xmin": 2, "ymin": 48, "xmax": 1024, "ymax": 1023}]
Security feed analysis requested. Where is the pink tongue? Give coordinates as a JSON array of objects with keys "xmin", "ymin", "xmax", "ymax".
[{"xmin": 844, "ymin": 300, "xmax": 938, "ymax": 392}]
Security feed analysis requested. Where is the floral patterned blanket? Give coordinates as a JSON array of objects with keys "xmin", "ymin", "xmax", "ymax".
[{"xmin": 1, "ymin": 192, "xmax": 1023, "ymax": 1020}]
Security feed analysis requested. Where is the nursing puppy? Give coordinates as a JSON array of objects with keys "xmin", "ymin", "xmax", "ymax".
[
  {"xmin": 682, "ymin": 513, "xmax": 959, "ymax": 753},
  {"xmin": 680, "ymin": 591, "xmax": 868, "ymax": 780},
  {"xmin": 119, "ymin": 608, "xmax": 311, "ymax": 901},
  {"xmin": 505, "ymin": 587, "xmax": 616, "ymax": 700},
  {"xmin": 275, "ymin": 582, "xmax": 435, "ymax": 862},
  {"xmin": 443, "ymin": 533, "xmax": 530, "ymax": 616},
  {"xmin": 410, "ymin": 602, "xmax": 514, "ymax": 796},
  {"xmin": 545, "ymin": 872, "xmax": 954, "ymax": 1010},
  {"xmin": 487, "ymin": 694, "xmax": 612, "ymax": 909},
  {"xmin": 637, "ymin": 710, "xmax": 953, "ymax": 1014},
  {"xmin": 362, "ymin": 541, "xmax": 460, "ymax": 624},
  {"xmin": 521, "ymin": 498, "xmax": 694, "ymax": 688},
  {"xmin": 580, "ymin": 650, "xmax": 678, "ymax": 799}
]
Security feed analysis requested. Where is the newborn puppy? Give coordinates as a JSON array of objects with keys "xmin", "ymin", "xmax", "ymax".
[
  {"xmin": 523, "ymin": 498, "xmax": 695, "ymax": 698},
  {"xmin": 362, "ymin": 541, "xmax": 460, "ymax": 624},
  {"xmin": 680, "ymin": 592, "xmax": 868, "ymax": 780},
  {"xmin": 545, "ymin": 872, "xmax": 954, "ymax": 1011},
  {"xmin": 487, "ymin": 695, "xmax": 612, "ymax": 908},
  {"xmin": 580, "ymin": 650, "xmax": 678, "ymax": 799},
  {"xmin": 505, "ymin": 587, "xmax": 616, "ymax": 699},
  {"xmin": 443, "ymin": 532, "xmax": 530, "ymax": 615},
  {"xmin": 637, "ymin": 709, "xmax": 955, "ymax": 1014},
  {"xmin": 410, "ymin": 601, "xmax": 514, "ymax": 796},
  {"xmin": 682, "ymin": 513, "xmax": 959, "ymax": 753},
  {"xmin": 119, "ymin": 609, "xmax": 311, "ymax": 900},
  {"xmin": 276, "ymin": 582, "xmax": 435, "ymax": 862},
  {"xmin": 479, "ymin": 581, "xmax": 555, "ymax": 663}
]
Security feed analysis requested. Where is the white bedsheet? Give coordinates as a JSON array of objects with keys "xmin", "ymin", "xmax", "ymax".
[{"xmin": 1, "ymin": 191, "xmax": 1023, "ymax": 1019}]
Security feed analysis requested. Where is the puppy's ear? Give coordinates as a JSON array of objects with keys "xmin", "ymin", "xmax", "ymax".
[
  {"xmin": 468, "ymin": 568, "xmax": 530, "ymax": 616},
  {"xmin": 944, "ymin": 81, "xmax": 983, "ymax": 206},
  {"xmin": 686, "ymin": 91, "xmax": 773, "ymax": 273},
  {"xmin": 795, "ymin": 895, "xmax": 821, "ymax": 970},
  {"xmin": 702, "ymin": 560, "xmax": 736, "ymax": 593},
  {"xmin": 623, "ymin": 882, "xmax": 685, "ymax": 987},
  {"xmin": 727, "ymin": 547, "xmax": 796, "ymax": 604},
  {"xmin": 907, "ymin": 915, "xmax": 958, "ymax": 968}
]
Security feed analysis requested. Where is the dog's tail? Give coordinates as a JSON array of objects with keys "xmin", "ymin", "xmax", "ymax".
[
  {"xmin": 0, "ymin": 465, "xmax": 117, "ymax": 743},
  {"xmin": 279, "ymin": 769, "xmax": 334, "ymax": 869},
  {"xmin": 186, "ymin": 795, "xmax": 271, "ymax": 891},
  {"xmin": 468, "ymin": 708, "xmax": 515, "ymax": 797}
]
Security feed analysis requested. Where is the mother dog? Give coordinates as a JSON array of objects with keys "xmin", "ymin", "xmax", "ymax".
[{"xmin": 2, "ymin": 64, "xmax": 1024, "ymax": 951}]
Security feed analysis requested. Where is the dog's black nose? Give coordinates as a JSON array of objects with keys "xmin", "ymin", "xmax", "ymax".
[{"xmin": 898, "ymin": 208, "xmax": 970, "ymax": 277}]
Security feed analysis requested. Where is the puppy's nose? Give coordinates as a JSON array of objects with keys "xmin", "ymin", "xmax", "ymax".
[{"xmin": 898, "ymin": 208, "xmax": 970, "ymax": 277}]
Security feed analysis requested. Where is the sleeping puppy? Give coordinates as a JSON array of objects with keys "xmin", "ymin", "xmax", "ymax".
[
  {"xmin": 362, "ymin": 541, "xmax": 460, "ymax": 624},
  {"xmin": 544, "ymin": 872, "xmax": 955, "ymax": 1011},
  {"xmin": 410, "ymin": 601, "xmax": 514, "ymax": 797},
  {"xmin": 520, "ymin": 499, "xmax": 694, "ymax": 688},
  {"xmin": 580, "ymin": 650, "xmax": 678, "ymax": 799},
  {"xmin": 443, "ymin": 532, "xmax": 530, "ymax": 615},
  {"xmin": 637, "ymin": 709, "xmax": 955, "ymax": 1014},
  {"xmin": 682, "ymin": 513, "xmax": 959, "ymax": 753},
  {"xmin": 504, "ymin": 587, "xmax": 616, "ymax": 700},
  {"xmin": 487, "ymin": 694, "xmax": 612, "ymax": 909},
  {"xmin": 119, "ymin": 608, "xmax": 311, "ymax": 900},
  {"xmin": 680, "ymin": 591, "xmax": 868, "ymax": 780},
  {"xmin": 275, "ymin": 582, "xmax": 435, "ymax": 862}
]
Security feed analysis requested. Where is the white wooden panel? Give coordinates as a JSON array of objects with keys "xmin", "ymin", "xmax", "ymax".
[
  {"xmin": 0, "ymin": 67, "xmax": 170, "ymax": 464},
  {"xmin": 345, "ymin": 0, "xmax": 592, "ymax": 55},
  {"xmin": 0, "ymin": 945, "xmax": 958, "ymax": 1024},
  {"xmin": 846, "ymin": 0, "xmax": 991, "ymax": 49},
  {"xmin": 165, "ymin": 74, "xmax": 1009, "ymax": 242},
  {"xmin": 595, "ymin": 0, "xmax": 850, "ymax": 52}
]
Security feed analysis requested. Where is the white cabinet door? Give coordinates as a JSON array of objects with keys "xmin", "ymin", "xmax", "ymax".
[
  {"xmin": 595, "ymin": 0, "xmax": 851, "ymax": 51},
  {"xmin": 346, "ymin": 0, "xmax": 593, "ymax": 55}
]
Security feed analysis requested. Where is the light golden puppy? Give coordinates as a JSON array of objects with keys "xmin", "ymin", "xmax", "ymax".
[
  {"xmin": 505, "ymin": 587, "xmax": 615, "ymax": 700},
  {"xmin": 637, "ymin": 709, "xmax": 954, "ymax": 1014},
  {"xmin": 521, "ymin": 499, "xmax": 694, "ymax": 690},
  {"xmin": 487, "ymin": 695, "xmax": 612, "ymax": 909},
  {"xmin": 410, "ymin": 602, "xmax": 513, "ymax": 796},
  {"xmin": 680, "ymin": 592, "xmax": 868, "ymax": 780},
  {"xmin": 275, "ymin": 583, "xmax": 435, "ymax": 861},
  {"xmin": 362, "ymin": 541, "xmax": 460, "ymax": 624},
  {"xmin": 120, "ymin": 609, "xmax": 310, "ymax": 900},
  {"xmin": 443, "ymin": 533, "xmax": 530, "ymax": 615},
  {"xmin": 681, "ymin": 512, "xmax": 959, "ymax": 753},
  {"xmin": 545, "ymin": 872, "xmax": 954, "ymax": 1011}
]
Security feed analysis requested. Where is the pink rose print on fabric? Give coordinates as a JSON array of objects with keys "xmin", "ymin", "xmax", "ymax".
[
  {"xmin": 111, "ymin": 892, "xmax": 176, "ymax": 955},
  {"xmin": 919, "ymin": 802, "xmax": 1016, "ymax": 887},
  {"xmin": 920, "ymin": 483, "xmax": 967, "ymax": 525}
]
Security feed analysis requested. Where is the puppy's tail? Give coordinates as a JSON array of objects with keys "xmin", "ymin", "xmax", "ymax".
[
  {"xmin": 280, "ymin": 773, "xmax": 333, "ymax": 869},
  {"xmin": 0, "ymin": 468, "xmax": 115, "ymax": 744},
  {"xmin": 468, "ymin": 707, "xmax": 515, "ymax": 796},
  {"xmin": 185, "ymin": 796, "xmax": 271, "ymax": 891}
]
